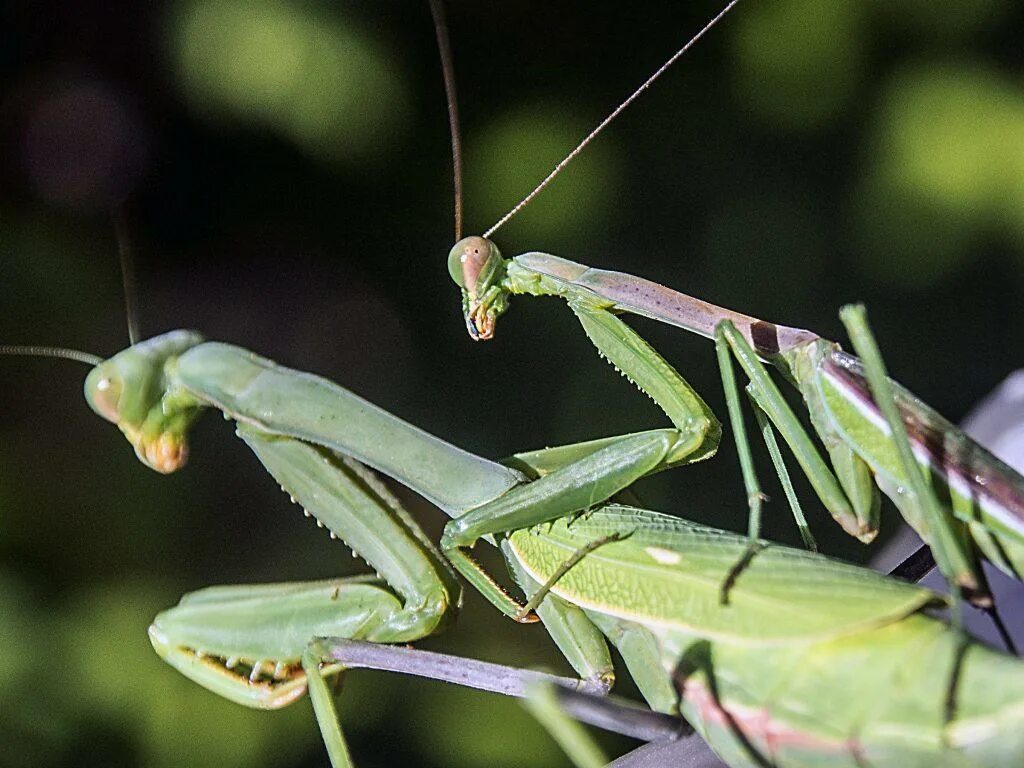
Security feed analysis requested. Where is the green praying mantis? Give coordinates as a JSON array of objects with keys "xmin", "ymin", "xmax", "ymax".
[
  {"xmin": 448, "ymin": 233, "xmax": 1024, "ymax": 609},
  {"xmin": 6, "ymin": 1, "xmax": 1024, "ymax": 766},
  {"xmin": 7, "ymin": 326, "xmax": 1024, "ymax": 768},
  {"xmin": 440, "ymin": 9, "xmax": 1024, "ymax": 617}
]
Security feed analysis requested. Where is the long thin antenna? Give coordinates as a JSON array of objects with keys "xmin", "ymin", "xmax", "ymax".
[
  {"xmin": 0, "ymin": 345, "xmax": 103, "ymax": 366},
  {"xmin": 428, "ymin": 0, "xmax": 464, "ymax": 241},
  {"xmin": 112, "ymin": 205, "xmax": 140, "ymax": 345},
  {"xmin": 484, "ymin": 0, "xmax": 741, "ymax": 239}
]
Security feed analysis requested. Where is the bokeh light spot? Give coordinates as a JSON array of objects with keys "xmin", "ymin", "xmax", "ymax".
[
  {"xmin": 854, "ymin": 64, "xmax": 1024, "ymax": 286},
  {"xmin": 731, "ymin": 0, "xmax": 865, "ymax": 131},
  {"xmin": 166, "ymin": 0, "xmax": 410, "ymax": 165},
  {"xmin": 465, "ymin": 103, "xmax": 621, "ymax": 248}
]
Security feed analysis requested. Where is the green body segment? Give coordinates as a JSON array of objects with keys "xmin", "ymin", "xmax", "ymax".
[
  {"xmin": 786, "ymin": 339, "xmax": 1024, "ymax": 581},
  {"xmin": 689, "ymin": 615, "xmax": 1024, "ymax": 768},
  {"xmin": 505, "ymin": 505, "xmax": 1024, "ymax": 767},
  {"xmin": 174, "ymin": 341, "xmax": 524, "ymax": 515}
]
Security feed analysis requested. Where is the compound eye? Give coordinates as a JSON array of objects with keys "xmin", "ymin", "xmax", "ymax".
[
  {"xmin": 85, "ymin": 367, "xmax": 124, "ymax": 423},
  {"xmin": 447, "ymin": 236, "xmax": 492, "ymax": 294},
  {"xmin": 447, "ymin": 245, "xmax": 468, "ymax": 288}
]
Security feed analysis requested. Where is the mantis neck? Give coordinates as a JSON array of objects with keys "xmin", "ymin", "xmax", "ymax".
[{"xmin": 506, "ymin": 252, "xmax": 821, "ymax": 358}]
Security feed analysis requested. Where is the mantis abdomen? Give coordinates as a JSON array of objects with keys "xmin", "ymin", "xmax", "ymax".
[{"xmin": 506, "ymin": 505, "xmax": 1024, "ymax": 767}]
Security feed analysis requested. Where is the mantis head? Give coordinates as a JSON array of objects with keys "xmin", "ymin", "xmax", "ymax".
[
  {"xmin": 84, "ymin": 330, "xmax": 207, "ymax": 473},
  {"xmin": 447, "ymin": 236, "xmax": 511, "ymax": 340}
]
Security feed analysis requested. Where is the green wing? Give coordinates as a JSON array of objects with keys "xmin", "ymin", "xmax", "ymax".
[{"xmin": 508, "ymin": 505, "xmax": 937, "ymax": 644}]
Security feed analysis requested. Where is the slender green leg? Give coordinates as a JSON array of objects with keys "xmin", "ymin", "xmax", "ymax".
[
  {"xmin": 587, "ymin": 613, "xmax": 680, "ymax": 715},
  {"xmin": 714, "ymin": 326, "xmax": 765, "ymax": 541},
  {"xmin": 239, "ymin": 426, "xmax": 460, "ymax": 640},
  {"xmin": 440, "ymin": 298, "xmax": 723, "ymax": 550},
  {"xmin": 524, "ymin": 682, "xmax": 608, "ymax": 768},
  {"xmin": 714, "ymin": 327, "xmax": 773, "ymax": 603},
  {"xmin": 516, "ymin": 532, "xmax": 629, "ymax": 619},
  {"xmin": 708, "ymin": 392, "xmax": 818, "ymax": 599},
  {"xmin": 446, "ymin": 546, "xmax": 539, "ymax": 620},
  {"xmin": 748, "ymin": 392, "xmax": 816, "ymax": 551},
  {"xmin": 503, "ymin": 543, "xmax": 616, "ymax": 690},
  {"xmin": 302, "ymin": 648, "xmax": 353, "ymax": 768},
  {"xmin": 716, "ymin": 320, "xmax": 869, "ymax": 541},
  {"xmin": 838, "ymin": 304, "xmax": 985, "ymax": 607},
  {"xmin": 442, "ymin": 431, "xmax": 676, "ymax": 617},
  {"xmin": 440, "ymin": 306, "xmax": 718, "ymax": 613},
  {"xmin": 711, "ymin": 325, "xmax": 815, "ymax": 598}
]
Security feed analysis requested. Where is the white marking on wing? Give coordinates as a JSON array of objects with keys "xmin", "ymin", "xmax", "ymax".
[
  {"xmin": 645, "ymin": 546, "xmax": 682, "ymax": 565},
  {"xmin": 824, "ymin": 369, "xmax": 1024, "ymax": 537}
]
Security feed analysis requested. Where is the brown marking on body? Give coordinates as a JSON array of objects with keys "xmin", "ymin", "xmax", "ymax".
[
  {"xmin": 825, "ymin": 350, "xmax": 1024, "ymax": 533},
  {"xmin": 750, "ymin": 321, "xmax": 781, "ymax": 356}
]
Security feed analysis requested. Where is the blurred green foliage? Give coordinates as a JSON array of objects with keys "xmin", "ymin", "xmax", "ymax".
[
  {"xmin": 856, "ymin": 64, "xmax": 1024, "ymax": 285},
  {"xmin": 1, "ymin": 1, "xmax": 1023, "ymax": 767},
  {"xmin": 168, "ymin": 0, "xmax": 410, "ymax": 164},
  {"xmin": 466, "ymin": 102, "xmax": 621, "ymax": 246},
  {"xmin": 732, "ymin": 0, "xmax": 865, "ymax": 129}
]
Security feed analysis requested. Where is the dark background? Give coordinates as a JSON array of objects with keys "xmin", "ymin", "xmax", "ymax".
[{"xmin": 2, "ymin": 1, "xmax": 1024, "ymax": 766}]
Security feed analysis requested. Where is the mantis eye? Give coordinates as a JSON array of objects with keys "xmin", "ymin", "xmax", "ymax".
[
  {"xmin": 85, "ymin": 365, "xmax": 124, "ymax": 423},
  {"xmin": 447, "ymin": 236, "xmax": 499, "ymax": 295},
  {"xmin": 447, "ymin": 245, "xmax": 464, "ymax": 288}
]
